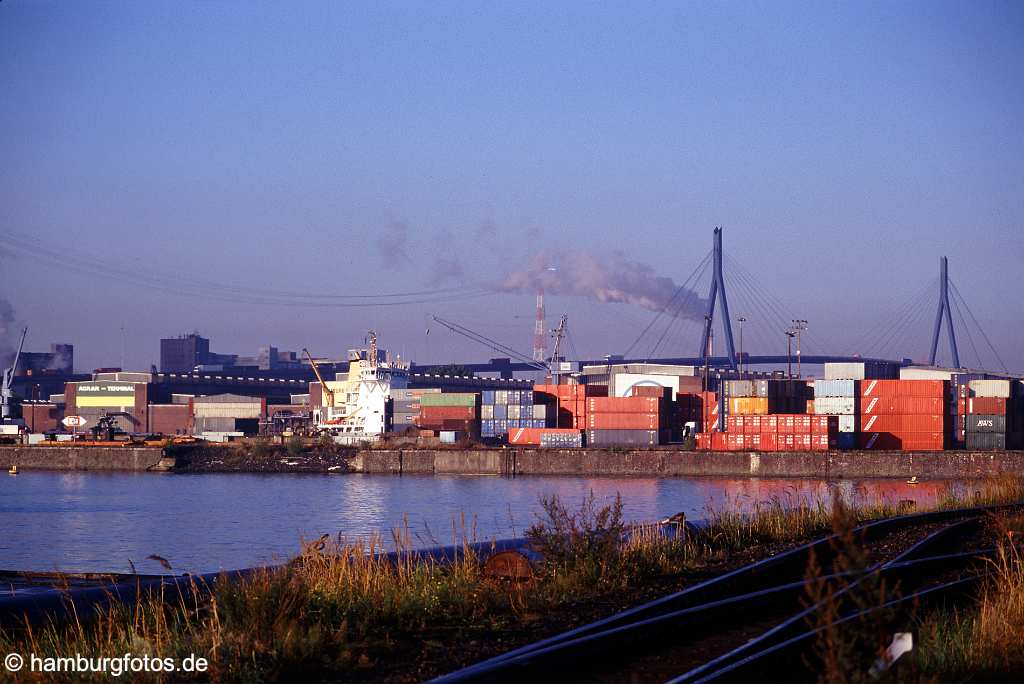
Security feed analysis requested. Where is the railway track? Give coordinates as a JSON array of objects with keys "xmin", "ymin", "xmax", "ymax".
[{"xmin": 431, "ymin": 504, "xmax": 1017, "ymax": 683}]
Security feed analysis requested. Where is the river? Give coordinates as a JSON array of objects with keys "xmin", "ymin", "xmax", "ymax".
[{"xmin": 0, "ymin": 472, "xmax": 978, "ymax": 574}]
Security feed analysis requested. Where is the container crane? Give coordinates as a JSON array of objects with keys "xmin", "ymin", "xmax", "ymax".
[
  {"xmin": 303, "ymin": 348, "xmax": 335, "ymax": 408},
  {"xmin": 2, "ymin": 327, "xmax": 28, "ymax": 422}
]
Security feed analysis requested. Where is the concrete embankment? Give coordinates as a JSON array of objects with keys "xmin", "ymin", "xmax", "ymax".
[
  {"xmin": 350, "ymin": 448, "xmax": 1024, "ymax": 479},
  {"xmin": 5, "ymin": 444, "xmax": 1024, "ymax": 478},
  {"xmin": 0, "ymin": 446, "xmax": 171, "ymax": 472}
]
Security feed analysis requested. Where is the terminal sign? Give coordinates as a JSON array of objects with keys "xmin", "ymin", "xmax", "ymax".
[{"xmin": 62, "ymin": 416, "xmax": 87, "ymax": 428}]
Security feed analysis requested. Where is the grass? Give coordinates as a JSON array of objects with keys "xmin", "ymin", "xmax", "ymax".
[{"xmin": 4, "ymin": 478, "xmax": 1024, "ymax": 682}]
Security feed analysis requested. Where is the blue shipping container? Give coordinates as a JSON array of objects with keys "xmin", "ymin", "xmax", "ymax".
[
  {"xmin": 521, "ymin": 390, "xmax": 534, "ymax": 405},
  {"xmin": 493, "ymin": 404, "xmax": 507, "ymax": 419},
  {"xmin": 482, "ymin": 390, "xmax": 495, "ymax": 404}
]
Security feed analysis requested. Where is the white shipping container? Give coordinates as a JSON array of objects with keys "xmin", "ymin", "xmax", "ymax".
[
  {"xmin": 440, "ymin": 431, "xmax": 457, "ymax": 444},
  {"xmin": 899, "ymin": 367, "xmax": 954, "ymax": 381},
  {"xmin": 969, "ymin": 379, "xmax": 1014, "ymax": 398},
  {"xmin": 814, "ymin": 397, "xmax": 857, "ymax": 415},
  {"xmin": 838, "ymin": 415, "xmax": 858, "ymax": 433},
  {"xmin": 824, "ymin": 363, "xmax": 866, "ymax": 380},
  {"xmin": 814, "ymin": 379, "xmax": 857, "ymax": 398}
]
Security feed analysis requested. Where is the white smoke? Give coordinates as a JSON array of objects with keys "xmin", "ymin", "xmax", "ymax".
[
  {"xmin": 0, "ymin": 299, "xmax": 14, "ymax": 369},
  {"xmin": 500, "ymin": 250, "xmax": 708, "ymax": 319}
]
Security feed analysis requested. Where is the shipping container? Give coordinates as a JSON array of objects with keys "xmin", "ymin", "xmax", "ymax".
[
  {"xmin": 587, "ymin": 396, "xmax": 661, "ymax": 413},
  {"xmin": 418, "ymin": 406, "xmax": 477, "ymax": 420},
  {"xmin": 540, "ymin": 431, "xmax": 584, "ymax": 448},
  {"xmin": 860, "ymin": 397, "xmax": 946, "ymax": 415},
  {"xmin": 967, "ymin": 397, "xmax": 1009, "ymax": 415},
  {"xmin": 968, "ymin": 379, "xmax": 1015, "ymax": 398},
  {"xmin": 813, "ymin": 397, "xmax": 858, "ymax": 415},
  {"xmin": 838, "ymin": 414, "xmax": 857, "ymax": 433},
  {"xmin": 965, "ymin": 415, "xmax": 1007, "ymax": 433},
  {"xmin": 586, "ymin": 429, "xmax": 661, "ymax": 447},
  {"xmin": 588, "ymin": 413, "xmax": 661, "ymax": 429},
  {"xmin": 420, "ymin": 393, "xmax": 479, "ymax": 407},
  {"xmin": 814, "ymin": 379, "xmax": 858, "ymax": 398},
  {"xmin": 728, "ymin": 397, "xmax": 770, "ymax": 415},
  {"xmin": 824, "ymin": 361, "xmax": 899, "ymax": 380},
  {"xmin": 860, "ymin": 380, "xmax": 948, "ymax": 399},
  {"xmin": 860, "ymin": 414, "xmax": 946, "ymax": 433}
]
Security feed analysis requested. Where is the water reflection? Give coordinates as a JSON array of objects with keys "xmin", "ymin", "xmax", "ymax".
[{"xmin": 0, "ymin": 472, "xmax": 980, "ymax": 575}]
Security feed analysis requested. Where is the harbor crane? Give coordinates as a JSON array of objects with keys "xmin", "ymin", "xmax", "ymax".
[{"xmin": 2, "ymin": 327, "xmax": 28, "ymax": 422}]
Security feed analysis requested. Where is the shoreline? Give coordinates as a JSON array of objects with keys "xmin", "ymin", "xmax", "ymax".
[{"xmin": 3, "ymin": 444, "xmax": 1024, "ymax": 478}]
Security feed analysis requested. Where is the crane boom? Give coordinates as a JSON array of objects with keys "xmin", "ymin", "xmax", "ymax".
[
  {"xmin": 2, "ymin": 327, "xmax": 28, "ymax": 421},
  {"xmin": 302, "ymin": 348, "xmax": 335, "ymax": 407},
  {"xmin": 430, "ymin": 316, "xmax": 549, "ymax": 372}
]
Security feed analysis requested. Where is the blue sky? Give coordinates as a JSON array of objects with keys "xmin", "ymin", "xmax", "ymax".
[{"xmin": 1, "ymin": 1, "xmax": 1022, "ymax": 372}]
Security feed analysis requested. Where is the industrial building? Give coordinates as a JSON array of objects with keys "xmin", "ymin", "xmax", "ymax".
[
  {"xmin": 15, "ymin": 343, "xmax": 74, "ymax": 376},
  {"xmin": 160, "ymin": 333, "xmax": 309, "ymax": 373}
]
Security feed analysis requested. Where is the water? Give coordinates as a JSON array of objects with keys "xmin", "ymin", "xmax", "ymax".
[{"xmin": 0, "ymin": 472, "xmax": 976, "ymax": 575}]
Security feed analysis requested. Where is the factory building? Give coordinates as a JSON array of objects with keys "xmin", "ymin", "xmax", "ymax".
[{"xmin": 14, "ymin": 343, "xmax": 73, "ymax": 376}]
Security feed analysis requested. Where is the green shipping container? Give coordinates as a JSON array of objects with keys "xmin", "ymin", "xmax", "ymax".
[{"xmin": 419, "ymin": 392, "xmax": 479, "ymax": 407}]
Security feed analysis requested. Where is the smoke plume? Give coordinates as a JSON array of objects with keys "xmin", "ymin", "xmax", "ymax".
[
  {"xmin": 0, "ymin": 299, "xmax": 14, "ymax": 368},
  {"xmin": 374, "ymin": 219, "xmax": 412, "ymax": 264},
  {"xmin": 500, "ymin": 250, "xmax": 708, "ymax": 319}
]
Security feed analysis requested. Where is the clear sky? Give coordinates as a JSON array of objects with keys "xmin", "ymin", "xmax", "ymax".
[{"xmin": 1, "ymin": 1, "xmax": 1022, "ymax": 373}]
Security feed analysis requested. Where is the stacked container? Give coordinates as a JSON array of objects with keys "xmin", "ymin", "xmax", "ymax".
[
  {"xmin": 719, "ymin": 414, "xmax": 837, "ymax": 451},
  {"xmin": 964, "ymin": 380, "xmax": 1022, "ymax": 450},
  {"xmin": 858, "ymin": 380, "xmax": 948, "ymax": 451},
  {"xmin": 812, "ymin": 378, "xmax": 858, "ymax": 449},
  {"xmin": 390, "ymin": 388, "xmax": 441, "ymax": 431},
  {"xmin": 724, "ymin": 379, "xmax": 807, "ymax": 416},
  {"xmin": 534, "ymin": 383, "xmax": 608, "ymax": 429},
  {"xmin": 585, "ymin": 395, "xmax": 665, "ymax": 447},
  {"xmin": 416, "ymin": 393, "xmax": 479, "ymax": 435},
  {"xmin": 480, "ymin": 389, "xmax": 540, "ymax": 439}
]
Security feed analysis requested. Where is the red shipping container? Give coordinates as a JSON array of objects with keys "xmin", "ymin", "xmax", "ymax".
[
  {"xmin": 711, "ymin": 432, "xmax": 728, "ymax": 451},
  {"xmin": 810, "ymin": 415, "xmax": 837, "ymax": 435},
  {"xmin": 587, "ymin": 413, "xmax": 661, "ymax": 429},
  {"xmin": 418, "ymin": 406, "xmax": 477, "ymax": 420},
  {"xmin": 859, "ymin": 432, "xmax": 946, "ymax": 451},
  {"xmin": 726, "ymin": 433, "xmax": 744, "ymax": 450},
  {"xmin": 762, "ymin": 415, "xmax": 779, "ymax": 433},
  {"xmin": 587, "ymin": 396, "xmax": 661, "ymax": 413},
  {"xmin": 792, "ymin": 415, "xmax": 812, "ymax": 435},
  {"xmin": 793, "ymin": 434, "xmax": 812, "ymax": 451},
  {"xmin": 806, "ymin": 400, "xmax": 816, "ymax": 415},
  {"xmin": 747, "ymin": 415, "xmax": 763, "ymax": 434},
  {"xmin": 811, "ymin": 434, "xmax": 834, "ymax": 451},
  {"xmin": 860, "ymin": 397, "xmax": 946, "ymax": 415},
  {"xmin": 757, "ymin": 432, "xmax": 779, "ymax": 451},
  {"xmin": 727, "ymin": 415, "xmax": 744, "ymax": 432},
  {"xmin": 779, "ymin": 433, "xmax": 795, "ymax": 450},
  {"xmin": 508, "ymin": 428, "xmax": 582, "ymax": 445},
  {"xmin": 860, "ymin": 414, "xmax": 946, "ymax": 433},
  {"xmin": 968, "ymin": 397, "xmax": 1008, "ymax": 415},
  {"xmin": 696, "ymin": 432, "xmax": 711, "ymax": 450},
  {"xmin": 741, "ymin": 434, "xmax": 756, "ymax": 450},
  {"xmin": 860, "ymin": 379, "xmax": 947, "ymax": 399},
  {"xmin": 778, "ymin": 415, "xmax": 794, "ymax": 435}
]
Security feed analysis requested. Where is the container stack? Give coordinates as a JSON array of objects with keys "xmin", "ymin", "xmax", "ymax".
[
  {"xmin": 480, "ymin": 390, "xmax": 541, "ymax": 439},
  {"xmin": 534, "ymin": 383, "xmax": 607, "ymax": 429},
  {"xmin": 415, "ymin": 392, "xmax": 479, "ymax": 435},
  {"xmin": 720, "ymin": 414, "xmax": 837, "ymax": 451},
  {"xmin": 813, "ymin": 378, "xmax": 859, "ymax": 449},
  {"xmin": 724, "ymin": 380, "xmax": 807, "ymax": 416},
  {"xmin": 390, "ymin": 388, "xmax": 441, "ymax": 432},
  {"xmin": 858, "ymin": 380, "xmax": 949, "ymax": 451},
  {"xmin": 585, "ymin": 395, "xmax": 665, "ymax": 447},
  {"xmin": 678, "ymin": 390, "xmax": 719, "ymax": 434},
  {"xmin": 964, "ymin": 380, "xmax": 1022, "ymax": 450}
]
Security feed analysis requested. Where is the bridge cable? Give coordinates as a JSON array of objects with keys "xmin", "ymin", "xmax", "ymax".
[
  {"xmin": 724, "ymin": 257, "xmax": 821, "ymax": 355},
  {"xmin": 850, "ymin": 279, "xmax": 935, "ymax": 358},
  {"xmin": 724, "ymin": 266, "xmax": 788, "ymax": 356},
  {"xmin": 949, "ymin": 280, "xmax": 1007, "ymax": 372},
  {"xmin": 622, "ymin": 249, "xmax": 712, "ymax": 359},
  {"xmin": 947, "ymin": 284, "xmax": 984, "ymax": 370},
  {"xmin": 864, "ymin": 284, "xmax": 935, "ymax": 360},
  {"xmin": 646, "ymin": 257, "xmax": 713, "ymax": 360}
]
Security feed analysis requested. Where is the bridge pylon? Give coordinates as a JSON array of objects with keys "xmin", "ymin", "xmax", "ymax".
[
  {"xmin": 699, "ymin": 227, "xmax": 737, "ymax": 370},
  {"xmin": 928, "ymin": 256, "xmax": 961, "ymax": 368}
]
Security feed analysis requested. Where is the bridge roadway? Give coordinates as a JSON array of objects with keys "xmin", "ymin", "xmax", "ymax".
[{"xmin": 411, "ymin": 355, "xmax": 909, "ymax": 377}]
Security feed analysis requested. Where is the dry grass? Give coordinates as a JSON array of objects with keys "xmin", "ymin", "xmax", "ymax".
[{"xmin": 4, "ymin": 478, "xmax": 1024, "ymax": 682}]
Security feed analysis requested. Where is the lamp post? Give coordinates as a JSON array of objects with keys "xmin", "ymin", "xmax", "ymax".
[
  {"xmin": 737, "ymin": 317, "xmax": 746, "ymax": 376},
  {"xmin": 785, "ymin": 331, "xmax": 796, "ymax": 380},
  {"xmin": 790, "ymin": 319, "xmax": 808, "ymax": 378}
]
